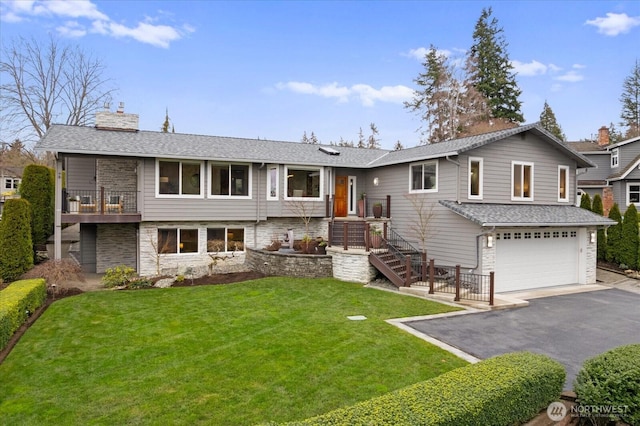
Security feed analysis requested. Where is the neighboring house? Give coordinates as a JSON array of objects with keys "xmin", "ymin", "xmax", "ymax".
[
  {"xmin": 0, "ymin": 166, "xmax": 23, "ymax": 218},
  {"xmin": 37, "ymin": 108, "xmax": 613, "ymax": 293},
  {"xmin": 570, "ymin": 126, "xmax": 640, "ymax": 216}
]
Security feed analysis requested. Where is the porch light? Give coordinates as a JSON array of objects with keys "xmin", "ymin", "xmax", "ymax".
[
  {"xmin": 373, "ymin": 177, "xmax": 379, "ymax": 186},
  {"xmin": 590, "ymin": 231, "xmax": 596, "ymax": 243},
  {"xmin": 487, "ymin": 235, "xmax": 494, "ymax": 248}
]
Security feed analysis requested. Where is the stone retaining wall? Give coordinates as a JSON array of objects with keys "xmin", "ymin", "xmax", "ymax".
[
  {"xmin": 246, "ymin": 248, "xmax": 333, "ymax": 278},
  {"xmin": 329, "ymin": 247, "xmax": 378, "ymax": 284}
]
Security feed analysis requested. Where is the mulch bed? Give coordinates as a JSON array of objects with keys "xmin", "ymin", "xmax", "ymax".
[{"xmin": 0, "ymin": 271, "xmax": 266, "ymax": 365}]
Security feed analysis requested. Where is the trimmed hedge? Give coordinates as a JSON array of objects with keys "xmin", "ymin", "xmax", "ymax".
[
  {"xmin": 574, "ymin": 344, "xmax": 640, "ymax": 425},
  {"xmin": 0, "ymin": 198, "xmax": 34, "ymax": 282},
  {"xmin": 20, "ymin": 164, "xmax": 54, "ymax": 245},
  {"xmin": 281, "ymin": 352, "xmax": 565, "ymax": 426},
  {"xmin": 0, "ymin": 278, "xmax": 47, "ymax": 351}
]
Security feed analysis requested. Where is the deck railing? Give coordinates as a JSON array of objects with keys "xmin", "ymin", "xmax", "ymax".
[
  {"xmin": 412, "ymin": 260, "xmax": 494, "ymax": 305},
  {"xmin": 63, "ymin": 188, "xmax": 138, "ymax": 214}
]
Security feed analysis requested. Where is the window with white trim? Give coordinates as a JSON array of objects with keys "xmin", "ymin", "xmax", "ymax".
[
  {"xmin": 210, "ymin": 163, "xmax": 251, "ymax": 197},
  {"xmin": 267, "ymin": 165, "xmax": 279, "ymax": 200},
  {"xmin": 284, "ymin": 166, "xmax": 323, "ymax": 199},
  {"xmin": 157, "ymin": 160, "xmax": 203, "ymax": 197},
  {"xmin": 558, "ymin": 165, "xmax": 570, "ymax": 202},
  {"xmin": 468, "ymin": 157, "xmax": 483, "ymax": 199},
  {"xmin": 512, "ymin": 161, "xmax": 534, "ymax": 200},
  {"xmin": 157, "ymin": 228, "xmax": 198, "ymax": 254},
  {"xmin": 611, "ymin": 148, "xmax": 619, "ymax": 168},
  {"xmin": 410, "ymin": 160, "xmax": 438, "ymax": 192},
  {"xmin": 3, "ymin": 178, "xmax": 20, "ymax": 190},
  {"xmin": 207, "ymin": 228, "xmax": 245, "ymax": 252},
  {"xmin": 627, "ymin": 183, "xmax": 640, "ymax": 205}
]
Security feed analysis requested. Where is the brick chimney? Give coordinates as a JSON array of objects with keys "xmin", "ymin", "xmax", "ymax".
[
  {"xmin": 597, "ymin": 126, "xmax": 610, "ymax": 146},
  {"xmin": 95, "ymin": 102, "xmax": 139, "ymax": 131}
]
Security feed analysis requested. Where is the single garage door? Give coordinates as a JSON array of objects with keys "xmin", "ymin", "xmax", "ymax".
[{"xmin": 495, "ymin": 228, "xmax": 579, "ymax": 292}]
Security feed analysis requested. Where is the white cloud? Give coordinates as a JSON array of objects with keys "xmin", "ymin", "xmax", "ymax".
[
  {"xmin": 512, "ymin": 60, "xmax": 547, "ymax": 76},
  {"xmin": 555, "ymin": 70, "xmax": 584, "ymax": 82},
  {"xmin": 572, "ymin": 64, "xmax": 586, "ymax": 69},
  {"xmin": 0, "ymin": 0, "xmax": 191, "ymax": 48},
  {"xmin": 405, "ymin": 47, "xmax": 452, "ymax": 61},
  {"xmin": 585, "ymin": 12, "xmax": 640, "ymax": 36},
  {"xmin": 276, "ymin": 81, "xmax": 412, "ymax": 106},
  {"xmin": 548, "ymin": 64, "xmax": 562, "ymax": 73}
]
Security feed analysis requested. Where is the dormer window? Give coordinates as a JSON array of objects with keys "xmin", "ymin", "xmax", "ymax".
[{"xmin": 611, "ymin": 148, "xmax": 619, "ymax": 168}]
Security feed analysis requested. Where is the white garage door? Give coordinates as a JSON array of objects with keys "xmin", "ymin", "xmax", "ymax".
[{"xmin": 495, "ymin": 228, "xmax": 579, "ymax": 292}]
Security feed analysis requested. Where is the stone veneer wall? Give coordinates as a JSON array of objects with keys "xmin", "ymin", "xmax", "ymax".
[
  {"xmin": 329, "ymin": 247, "xmax": 378, "ymax": 284},
  {"xmin": 481, "ymin": 235, "xmax": 495, "ymax": 276},
  {"xmin": 96, "ymin": 223, "xmax": 138, "ymax": 272},
  {"xmin": 586, "ymin": 227, "xmax": 597, "ymax": 284},
  {"xmin": 96, "ymin": 158, "xmax": 137, "ymax": 192},
  {"xmin": 246, "ymin": 248, "xmax": 332, "ymax": 278}
]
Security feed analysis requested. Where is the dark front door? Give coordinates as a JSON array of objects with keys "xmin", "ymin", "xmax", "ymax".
[{"xmin": 80, "ymin": 223, "xmax": 97, "ymax": 273}]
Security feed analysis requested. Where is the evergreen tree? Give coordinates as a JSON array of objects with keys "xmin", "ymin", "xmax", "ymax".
[
  {"xmin": 20, "ymin": 164, "xmax": 54, "ymax": 246},
  {"xmin": 619, "ymin": 59, "xmax": 640, "ymax": 139},
  {"xmin": 539, "ymin": 100, "xmax": 566, "ymax": 141},
  {"xmin": 393, "ymin": 140, "xmax": 404, "ymax": 150},
  {"xmin": 161, "ymin": 108, "xmax": 175, "ymax": 133},
  {"xmin": 0, "ymin": 198, "xmax": 33, "ymax": 282},
  {"xmin": 619, "ymin": 204, "xmax": 639, "ymax": 269},
  {"xmin": 591, "ymin": 194, "xmax": 607, "ymax": 261},
  {"xmin": 466, "ymin": 7, "xmax": 524, "ymax": 124},
  {"xmin": 367, "ymin": 123, "xmax": 380, "ymax": 149},
  {"xmin": 580, "ymin": 192, "xmax": 592, "ymax": 211},
  {"xmin": 357, "ymin": 128, "xmax": 366, "ymax": 148},
  {"xmin": 606, "ymin": 203, "xmax": 622, "ymax": 264},
  {"xmin": 300, "ymin": 131, "xmax": 309, "ymax": 144},
  {"xmin": 309, "ymin": 132, "xmax": 319, "ymax": 144}
]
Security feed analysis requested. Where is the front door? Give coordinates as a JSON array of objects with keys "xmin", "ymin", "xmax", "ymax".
[{"xmin": 334, "ymin": 176, "xmax": 348, "ymax": 217}]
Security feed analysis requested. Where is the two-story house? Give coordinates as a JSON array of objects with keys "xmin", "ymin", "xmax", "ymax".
[
  {"xmin": 570, "ymin": 126, "xmax": 640, "ymax": 216},
  {"xmin": 37, "ymin": 108, "xmax": 612, "ymax": 293}
]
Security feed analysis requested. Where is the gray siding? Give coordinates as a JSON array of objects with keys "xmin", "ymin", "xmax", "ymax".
[
  {"xmin": 578, "ymin": 153, "xmax": 611, "ymax": 182},
  {"xmin": 617, "ymin": 142, "xmax": 640, "ymax": 169},
  {"xmin": 66, "ymin": 157, "xmax": 96, "ymax": 190},
  {"xmin": 141, "ymin": 158, "xmax": 329, "ymax": 221}
]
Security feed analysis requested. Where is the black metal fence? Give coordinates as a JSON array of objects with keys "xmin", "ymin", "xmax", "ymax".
[
  {"xmin": 413, "ymin": 260, "xmax": 494, "ymax": 305},
  {"xmin": 64, "ymin": 188, "xmax": 138, "ymax": 214}
]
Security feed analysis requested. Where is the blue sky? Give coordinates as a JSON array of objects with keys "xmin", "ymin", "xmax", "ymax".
[{"xmin": 1, "ymin": 0, "xmax": 639, "ymax": 149}]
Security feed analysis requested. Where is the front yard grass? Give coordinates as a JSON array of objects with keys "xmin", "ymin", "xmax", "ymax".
[{"xmin": 0, "ymin": 277, "xmax": 466, "ymax": 425}]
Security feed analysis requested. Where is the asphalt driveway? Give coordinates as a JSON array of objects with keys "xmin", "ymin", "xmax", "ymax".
[{"xmin": 405, "ymin": 288, "xmax": 640, "ymax": 390}]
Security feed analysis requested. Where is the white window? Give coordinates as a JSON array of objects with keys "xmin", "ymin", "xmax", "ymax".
[
  {"xmin": 468, "ymin": 157, "xmax": 483, "ymax": 199},
  {"xmin": 207, "ymin": 228, "xmax": 245, "ymax": 252},
  {"xmin": 284, "ymin": 166, "xmax": 323, "ymax": 199},
  {"xmin": 627, "ymin": 183, "xmax": 640, "ymax": 205},
  {"xmin": 410, "ymin": 160, "xmax": 438, "ymax": 193},
  {"xmin": 267, "ymin": 165, "xmax": 279, "ymax": 200},
  {"xmin": 209, "ymin": 163, "xmax": 251, "ymax": 198},
  {"xmin": 157, "ymin": 160, "xmax": 204, "ymax": 197},
  {"xmin": 611, "ymin": 148, "xmax": 619, "ymax": 168},
  {"xmin": 4, "ymin": 178, "xmax": 20, "ymax": 190},
  {"xmin": 157, "ymin": 228, "xmax": 198, "ymax": 254},
  {"xmin": 558, "ymin": 165, "xmax": 570, "ymax": 202},
  {"xmin": 512, "ymin": 161, "xmax": 534, "ymax": 201}
]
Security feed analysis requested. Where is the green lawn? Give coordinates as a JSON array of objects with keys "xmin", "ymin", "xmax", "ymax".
[{"xmin": 0, "ymin": 277, "xmax": 466, "ymax": 425}]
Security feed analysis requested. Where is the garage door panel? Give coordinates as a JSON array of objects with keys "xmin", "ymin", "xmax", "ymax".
[{"xmin": 495, "ymin": 229, "xmax": 578, "ymax": 292}]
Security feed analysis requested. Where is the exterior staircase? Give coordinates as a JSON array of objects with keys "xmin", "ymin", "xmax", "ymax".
[{"xmin": 369, "ymin": 229, "xmax": 423, "ymax": 287}]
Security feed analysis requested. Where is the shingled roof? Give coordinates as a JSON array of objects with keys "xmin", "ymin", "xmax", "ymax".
[
  {"xmin": 439, "ymin": 200, "xmax": 615, "ymax": 227},
  {"xmin": 36, "ymin": 122, "xmax": 594, "ymax": 169}
]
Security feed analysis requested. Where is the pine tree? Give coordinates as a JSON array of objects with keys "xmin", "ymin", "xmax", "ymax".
[
  {"xmin": 300, "ymin": 131, "xmax": 309, "ymax": 144},
  {"xmin": 619, "ymin": 204, "xmax": 639, "ymax": 269},
  {"xmin": 161, "ymin": 108, "xmax": 175, "ymax": 133},
  {"xmin": 606, "ymin": 203, "xmax": 622, "ymax": 264},
  {"xmin": 591, "ymin": 194, "xmax": 607, "ymax": 261},
  {"xmin": 393, "ymin": 140, "xmax": 404, "ymax": 150},
  {"xmin": 357, "ymin": 128, "xmax": 366, "ymax": 148},
  {"xmin": 619, "ymin": 59, "xmax": 640, "ymax": 139},
  {"xmin": 367, "ymin": 123, "xmax": 380, "ymax": 149},
  {"xmin": 467, "ymin": 7, "xmax": 524, "ymax": 124},
  {"xmin": 309, "ymin": 132, "xmax": 319, "ymax": 144},
  {"xmin": 539, "ymin": 100, "xmax": 566, "ymax": 141}
]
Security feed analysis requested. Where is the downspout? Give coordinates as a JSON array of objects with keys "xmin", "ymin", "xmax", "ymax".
[
  {"xmin": 471, "ymin": 226, "xmax": 496, "ymax": 272},
  {"xmin": 445, "ymin": 155, "xmax": 460, "ymax": 204},
  {"xmin": 54, "ymin": 153, "xmax": 62, "ymax": 260},
  {"xmin": 255, "ymin": 163, "xmax": 265, "ymax": 248}
]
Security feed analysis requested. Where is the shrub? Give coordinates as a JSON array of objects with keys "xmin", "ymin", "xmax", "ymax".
[
  {"xmin": 580, "ymin": 192, "xmax": 592, "ymax": 211},
  {"xmin": 0, "ymin": 198, "xmax": 34, "ymax": 282},
  {"xmin": 21, "ymin": 259, "xmax": 84, "ymax": 288},
  {"xmin": 0, "ymin": 278, "xmax": 47, "ymax": 351},
  {"xmin": 282, "ymin": 352, "xmax": 564, "ymax": 426},
  {"xmin": 20, "ymin": 165, "xmax": 54, "ymax": 246},
  {"xmin": 591, "ymin": 194, "xmax": 607, "ymax": 261},
  {"xmin": 102, "ymin": 265, "xmax": 136, "ymax": 288},
  {"xmin": 574, "ymin": 344, "xmax": 640, "ymax": 425},
  {"xmin": 606, "ymin": 203, "xmax": 622, "ymax": 264},
  {"xmin": 619, "ymin": 204, "xmax": 639, "ymax": 269},
  {"xmin": 128, "ymin": 278, "xmax": 153, "ymax": 289}
]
